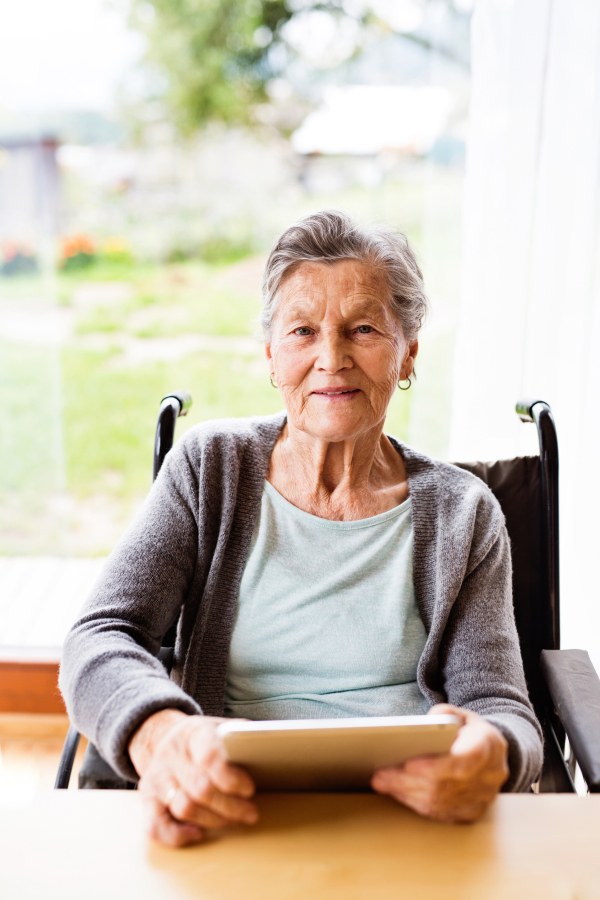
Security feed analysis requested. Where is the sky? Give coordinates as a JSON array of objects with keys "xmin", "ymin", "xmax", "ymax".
[{"xmin": 0, "ymin": 0, "xmax": 143, "ymax": 112}]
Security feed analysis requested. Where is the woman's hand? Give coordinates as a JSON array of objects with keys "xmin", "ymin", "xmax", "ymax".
[
  {"xmin": 371, "ymin": 704, "xmax": 509, "ymax": 823},
  {"xmin": 129, "ymin": 709, "xmax": 258, "ymax": 847}
]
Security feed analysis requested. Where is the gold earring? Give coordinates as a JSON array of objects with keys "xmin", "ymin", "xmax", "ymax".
[
  {"xmin": 398, "ymin": 376, "xmax": 412, "ymax": 391},
  {"xmin": 270, "ymin": 374, "xmax": 278, "ymax": 389}
]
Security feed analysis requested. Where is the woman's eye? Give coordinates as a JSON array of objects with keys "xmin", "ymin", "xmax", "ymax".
[
  {"xmin": 294, "ymin": 327, "xmax": 312, "ymax": 336},
  {"xmin": 356, "ymin": 325, "xmax": 374, "ymax": 334}
]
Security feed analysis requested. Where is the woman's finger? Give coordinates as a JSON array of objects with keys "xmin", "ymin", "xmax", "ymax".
[
  {"xmin": 144, "ymin": 797, "xmax": 205, "ymax": 848},
  {"xmin": 428, "ymin": 703, "xmax": 467, "ymax": 725},
  {"xmin": 188, "ymin": 772, "xmax": 259, "ymax": 824},
  {"xmin": 372, "ymin": 767, "xmax": 481, "ymax": 822},
  {"xmin": 160, "ymin": 763, "xmax": 258, "ymax": 823},
  {"xmin": 149, "ymin": 762, "xmax": 258, "ymax": 825},
  {"xmin": 372, "ymin": 767, "xmax": 445, "ymax": 818},
  {"xmin": 146, "ymin": 734, "xmax": 255, "ymax": 810},
  {"xmin": 375, "ymin": 747, "xmax": 475, "ymax": 786},
  {"xmin": 204, "ymin": 754, "xmax": 256, "ymax": 798},
  {"xmin": 166, "ymin": 787, "xmax": 234, "ymax": 830},
  {"xmin": 403, "ymin": 744, "xmax": 486, "ymax": 780},
  {"xmin": 188, "ymin": 723, "xmax": 256, "ymax": 798}
]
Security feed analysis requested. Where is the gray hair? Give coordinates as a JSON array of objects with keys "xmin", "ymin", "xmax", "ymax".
[{"xmin": 261, "ymin": 210, "xmax": 428, "ymax": 342}]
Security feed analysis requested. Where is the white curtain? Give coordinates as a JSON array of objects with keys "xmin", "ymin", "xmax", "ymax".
[{"xmin": 450, "ymin": 0, "xmax": 600, "ymax": 663}]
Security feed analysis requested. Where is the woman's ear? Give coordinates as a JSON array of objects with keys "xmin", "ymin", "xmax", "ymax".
[
  {"xmin": 265, "ymin": 341, "xmax": 274, "ymax": 376},
  {"xmin": 401, "ymin": 340, "xmax": 419, "ymax": 379}
]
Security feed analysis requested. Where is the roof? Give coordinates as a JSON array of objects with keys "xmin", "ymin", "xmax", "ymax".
[{"xmin": 292, "ymin": 85, "xmax": 455, "ymax": 156}]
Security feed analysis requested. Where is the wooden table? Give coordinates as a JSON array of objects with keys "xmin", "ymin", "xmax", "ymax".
[{"xmin": 1, "ymin": 792, "xmax": 599, "ymax": 899}]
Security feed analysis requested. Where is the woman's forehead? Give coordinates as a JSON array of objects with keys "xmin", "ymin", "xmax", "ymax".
[{"xmin": 278, "ymin": 259, "xmax": 391, "ymax": 316}]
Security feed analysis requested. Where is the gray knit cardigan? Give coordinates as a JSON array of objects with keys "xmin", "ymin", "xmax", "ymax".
[{"xmin": 60, "ymin": 412, "xmax": 543, "ymax": 791}]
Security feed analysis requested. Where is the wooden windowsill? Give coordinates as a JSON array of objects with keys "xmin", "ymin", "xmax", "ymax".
[{"xmin": 0, "ymin": 660, "xmax": 64, "ymax": 714}]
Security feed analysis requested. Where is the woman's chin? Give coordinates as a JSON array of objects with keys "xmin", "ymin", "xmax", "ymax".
[{"xmin": 298, "ymin": 411, "xmax": 379, "ymax": 444}]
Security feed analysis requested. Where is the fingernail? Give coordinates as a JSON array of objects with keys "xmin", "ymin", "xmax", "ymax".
[{"xmin": 243, "ymin": 807, "xmax": 259, "ymax": 824}]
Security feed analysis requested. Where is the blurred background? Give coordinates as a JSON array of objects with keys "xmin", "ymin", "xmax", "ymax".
[
  {"xmin": 0, "ymin": 0, "xmax": 471, "ymax": 562},
  {"xmin": 1, "ymin": 0, "xmax": 600, "ymax": 671}
]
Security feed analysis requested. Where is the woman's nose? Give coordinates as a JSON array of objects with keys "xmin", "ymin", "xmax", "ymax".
[{"xmin": 315, "ymin": 331, "xmax": 350, "ymax": 373}]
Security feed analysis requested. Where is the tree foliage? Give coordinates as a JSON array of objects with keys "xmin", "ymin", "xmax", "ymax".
[
  {"xmin": 129, "ymin": 0, "xmax": 469, "ymax": 134},
  {"xmin": 130, "ymin": 0, "xmax": 293, "ymax": 131}
]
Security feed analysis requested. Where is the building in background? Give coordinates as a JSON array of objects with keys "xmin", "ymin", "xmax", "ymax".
[{"xmin": 0, "ymin": 133, "xmax": 61, "ymax": 273}]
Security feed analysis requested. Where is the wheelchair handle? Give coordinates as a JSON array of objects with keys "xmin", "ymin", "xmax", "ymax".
[
  {"xmin": 153, "ymin": 391, "xmax": 193, "ymax": 481},
  {"xmin": 162, "ymin": 391, "xmax": 192, "ymax": 416},
  {"xmin": 516, "ymin": 398, "xmax": 549, "ymax": 423},
  {"xmin": 516, "ymin": 398, "xmax": 560, "ymax": 651}
]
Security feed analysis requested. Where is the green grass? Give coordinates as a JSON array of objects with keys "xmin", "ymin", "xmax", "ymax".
[
  {"xmin": 59, "ymin": 258, "xmax": 148, "ymax": 285},
  {"xmin": 61, "ymin": 346, "xmax": 283, "ymax": 500},
  {"xmin": 0, "ymin": 342, "xmax": 65, "ymax": 495},
  {"xmin": 0, "ymin": 273, "xmax": 53, "ymax": 302},
  {"xmin": 75, "ymin": 306, "xmax": 123, "ymax": 334},
  {"xmin": 71, "ymin": 259, "xmax": 261, "ymax": 338}
]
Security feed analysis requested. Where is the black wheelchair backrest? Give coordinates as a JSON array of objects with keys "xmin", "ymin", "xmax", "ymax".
[{"xmin": 455, "ymin": 398, "xmax": 559, "ymax": 719}]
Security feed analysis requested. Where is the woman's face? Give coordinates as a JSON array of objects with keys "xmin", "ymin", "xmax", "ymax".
[{"xmin": 266, "ymin": 259, "xmax": 418, "ymax": 443}]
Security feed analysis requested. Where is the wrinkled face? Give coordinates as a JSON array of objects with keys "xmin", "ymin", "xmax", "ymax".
[{"xmin": 266, "ymin": 259, "xmax": 417, "ymax": 443}]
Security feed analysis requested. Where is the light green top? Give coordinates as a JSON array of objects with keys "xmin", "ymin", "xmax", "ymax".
[{"xmin": 224, "ymin": 481, "xmax": 428, "ymax": 720}]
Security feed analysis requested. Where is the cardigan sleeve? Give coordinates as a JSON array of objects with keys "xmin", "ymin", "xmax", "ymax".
[
  {"xmin": 59, "ymin": 441, "xmax": 203, "ymax": 783},
  {"xmin": 437, "ymin": 523, "xmax": 544, "ymax": 792}
]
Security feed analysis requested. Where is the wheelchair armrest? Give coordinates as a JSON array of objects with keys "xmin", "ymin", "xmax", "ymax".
[{"xmin": 540, "ymin": 649, "xmax": 600, "ymax": 792}]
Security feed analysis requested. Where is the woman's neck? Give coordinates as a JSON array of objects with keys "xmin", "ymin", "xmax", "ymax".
[{"xmin": 267, "ymin": 422, "xmax": 409, "ymax": 521}]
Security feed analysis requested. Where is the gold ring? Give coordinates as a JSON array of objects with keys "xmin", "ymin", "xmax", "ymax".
[{"xmin": 164, "ymin": 785, "xmax": 178, "ymax": 808}]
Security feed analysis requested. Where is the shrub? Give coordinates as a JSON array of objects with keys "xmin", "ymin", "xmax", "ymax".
[
  {"xmin": 102, "ymin": 236, "xmax": 134, "ymax": 266},
  {"xmin": 199, "ymin": 235, "xmax": 254, "ymax": 265},
  {"xmin": 1, "ymin": 242, "xmax": 38, "ymax": 276},
  {"xmin": 60, "ymin": 234, "xmax": 97, "ymax": 271},
  {"xmin": 166, "ymin": 244, "xmax": 196, "ymax": 264}
]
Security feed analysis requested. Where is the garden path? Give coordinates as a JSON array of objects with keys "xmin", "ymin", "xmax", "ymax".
[{"xmin": 0, "ymin": 297, "xmax": 262, "ymax": 363}]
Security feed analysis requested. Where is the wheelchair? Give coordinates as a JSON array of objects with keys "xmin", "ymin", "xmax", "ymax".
[{"xmin": 55, "ymin": 396, "xmax": 600, "ymax": 794}]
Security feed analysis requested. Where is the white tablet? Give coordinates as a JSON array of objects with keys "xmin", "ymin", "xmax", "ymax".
[{"xmin": 217, "ymin": 715, "xmax": 461, "ymax": 792}]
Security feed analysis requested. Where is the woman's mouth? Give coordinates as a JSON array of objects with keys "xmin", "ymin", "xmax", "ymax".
[{"xmin": 312, "ymin": 389, "xmax": 360, "ymax": 399}]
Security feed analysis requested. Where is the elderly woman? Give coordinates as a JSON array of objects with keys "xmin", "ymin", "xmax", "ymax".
[{"xmin": 61, "ymin": 211, "xmax": 542, "ymax": 847}]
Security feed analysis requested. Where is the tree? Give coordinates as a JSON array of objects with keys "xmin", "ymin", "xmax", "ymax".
[{"xmin": 128, "ymin": 0, "xmax": 470, "ymax": 134}]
